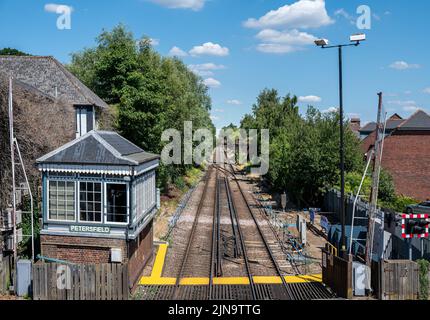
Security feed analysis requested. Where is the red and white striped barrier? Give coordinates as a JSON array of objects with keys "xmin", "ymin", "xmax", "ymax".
[{"xmin": 402, "ymin": 214, "xmax": 429, "ymax": 239}]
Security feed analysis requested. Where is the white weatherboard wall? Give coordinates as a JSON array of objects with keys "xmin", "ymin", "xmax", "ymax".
[
  {"xmin": 133, "ymin": 171, "xmax": 156, "ymax": 222},
  {"xmin": 76, "ymin": 108, "xmax": 87, "ymax": 138}
]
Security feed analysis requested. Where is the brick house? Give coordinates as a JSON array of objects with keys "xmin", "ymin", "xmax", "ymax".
[
  {"xmin": 360, "ymin": 110, "xmax": 430, "ymax": 201},
  {"xmin": 37, "ymin": 131, "xmax": 160, "ymax": 287}
]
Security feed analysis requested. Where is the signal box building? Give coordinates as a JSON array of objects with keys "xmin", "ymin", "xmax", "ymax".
[{"xmin": 36, "ymin": 130, "xmax": 160, "ymax": 286}]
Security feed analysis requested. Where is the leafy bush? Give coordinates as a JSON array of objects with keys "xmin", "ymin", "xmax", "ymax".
[
  {"xmin": 418, "ymin": 259, "xmax": 430, "ymax": 300},
  {"xmin": 185, "ymin": 167, "xmax": 203, "ymax": 187},
  {"xmin": 174, "ymin": 176, "xmax": 187, "ymax": 191},
  {"xmin": 381, "ymin": 195, "xmax": 419, "ymax": 213}
]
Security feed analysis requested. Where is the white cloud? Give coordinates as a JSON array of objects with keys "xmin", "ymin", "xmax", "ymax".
[
  {"xmin": 210, "ymin": 115, "xmax": 220, "ymax": 121},
  {"xmin": 148, "ymin": 0, "xmax": 206, "ymax": 11},
  {"xmin": 322, "ymin": 107, "xmax": 338, "ymax": 113},
  {"xmin": 256, "ymin": 29, "xmax": 316, "ymax": 45},
  {"xmin": 334, "ymin": 8, "xmax": 355, "ymax": 24},
  {"xmin": 189, "ymin": 63, "xmax": 226, "ymax": 77},
  {"xmin": 257, "ymin": 44, "xmax": 300, "ymax": 54},
  {"xmin": 149, "ymin": 38, "xmax": 160, "ymax": 46},
  {"xmin": 403, "ymin": 105, "xmax": 420, "ymax": 113},
  {"xmin": 214, "ymin": 108, "xmax": 224, "ymax": 113},
  {"xmin": 388, "ymin": 100, "xmax": 421, "ymax": 113},
  {"xmin": 189, "ymin": 63, "xmax": 226, "ymax": 71},
  {"xmin": 194, "ymin": 70, "xmax": 214, "ymax": 77},
  {"xmin": 44, "ymin": 3, "xmax": 73, "ymax": 13},
  {"xmin": 189, "ymin": 42, "xmax": 229, "ymax": 57},
  {"xmin": 373, "ymin": 13, "xmax": 381, "ymax": 21},
  {"xmin": 423, "ymin": 88, "xmax": 430, "ymax": 94},
  {"xmin": 203, "ymin": 78, "xmax": 221, "ymax": 88},
  {"xmin": 227, "ymin": 99, "xmax": 242, "ymax": 105},
  {"xmin": 256, "ymin": 29, "xmax": 316, "ymax": 54},
  {"xmin": 298, "ymin": 95, "xmax": 322, "ymax": 103},
  {"xmin": 388, "ymin": 100, "xmax": 417, "ymax": 106},
  {"xmin": 168, "ymin": 46, "xmax": 188, "ymax": 57},
  {"xmin": 347, "ymin": 113, "xmax": 360, "ymax": 119},
  {"xmin": 389, "ymin": 61, "xmax": 421, "ymax": 70},
  {"xmin": 243, "ymin": 0, "xmax": 333, "ymax": 29}
]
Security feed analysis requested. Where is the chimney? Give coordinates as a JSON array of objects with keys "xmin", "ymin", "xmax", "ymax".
[{"xmin": 350, "ymin": 118, "xmax": 361, "ymax": 136}]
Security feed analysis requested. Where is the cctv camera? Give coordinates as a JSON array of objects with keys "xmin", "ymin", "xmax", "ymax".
[
  {"xmin": 350, "ymin": 33, "xmax": 366, "ymax": 42},
  {"xmin": 314, "ymin": 39, "xmax": 329, "ymax": 47}
]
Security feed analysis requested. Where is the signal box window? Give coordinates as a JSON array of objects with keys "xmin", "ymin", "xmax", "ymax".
[{"xmin": 107, "ymin": 184, "xmax": 128, "ymax": 223}]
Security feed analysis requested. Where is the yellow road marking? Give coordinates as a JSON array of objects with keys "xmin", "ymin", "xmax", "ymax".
[
  {"xmin": 213, "ymin": 277, "xmax": 250, "ymax": 285},
  {"xmin": 151, "ymin": 243, "xmax": 169, "ymax": 278},
  {"xmin": 140, "ymin": 275, "xmax": 323, "ymax": 286},
  {"xmin": 140, "ymin": 243, "xmax": 323, "ymax": 286}
]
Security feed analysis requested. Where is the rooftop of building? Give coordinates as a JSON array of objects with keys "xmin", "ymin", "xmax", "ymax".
[
  {"xmin": 359, "ymin": 110, "xmax": 430, "ymax": 134},
  {"xmin": 0, "ymin": 55, "xmax": 108, "ymax": 109},
  {"xmin": 36, "ymin": 131, "xmax": 160, "ymax": 166}
]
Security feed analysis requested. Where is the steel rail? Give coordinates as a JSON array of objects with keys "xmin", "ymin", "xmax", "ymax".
[
  {"xmin": 224, "ymin": 176, "xmax": 258, "ymax": 300},
  {"xmin": 218, "ymin": 163, "xmax": 302, "ymax": 275},
  {"xmin": 173, "ymin": 166, "xmax": 214, "ymax": 300},
  {"xmin": 251, "ymin": 191, "xmax": 302, "ymax": 275},
  {"xmin": 227, "ymin": 162, "xmax": 295, "ymax": 300},
  {"xmin": 216, "ymin": 173, "xmax": 223, "ymax": 276},
  {"xmin": 209, "ymin": 168, "xmax": 221, "ymax": 299},
  {"xmin": 221, "ymin": 162, "xmax": 241, "ymax": 258}
]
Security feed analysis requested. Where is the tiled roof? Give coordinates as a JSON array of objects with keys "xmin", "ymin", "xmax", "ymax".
[
  {"xmin": 360, "ymin": 110, "xmax": 430, "ymax": 134},
  {"xmin": 37, "ymin": 131, "xmax": 159, "ymax": 166},
  {"xmin": 360, "ymin": 122, "xmax": 377, "ymax": 133},
  {"xmin": 397, "ymin": 110, "xmax": 430, "ymax": 131},
  {"xmin": 360, "ymin": 119, "xmax": 404, "ymax": 133},
  {"xmin": 0, "ymin": 55, "xmax": 108, "ymax": 108}
]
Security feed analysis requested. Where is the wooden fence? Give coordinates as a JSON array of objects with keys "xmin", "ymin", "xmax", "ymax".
[
  {"xmin": 0, "ymin": 256, "xmax": 11, "ymax": 295},
  {"xmin": 32, "ymin": 263, "xmax": 129, "ymax": 300},
  {"xmin": 377, "ymin": 260, "xmax": 419, "ymax": 300},
  {"xmin": 322, "ymin": 250, "xmax": 353, "ymax": 299}
]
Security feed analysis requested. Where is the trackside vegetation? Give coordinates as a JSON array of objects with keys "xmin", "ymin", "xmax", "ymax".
[
  {"xmin": 240, "ymin": 89, "xmax": 414, "ymax": 210},
  {"xmin": 67, "ymin": 24, "xmax": 214, "ymax": 193}
]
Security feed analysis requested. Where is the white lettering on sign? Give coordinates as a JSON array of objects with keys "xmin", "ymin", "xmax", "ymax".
[{"xmin": 69, "ymin": 225, "xmax": 111, "ymax": 234}]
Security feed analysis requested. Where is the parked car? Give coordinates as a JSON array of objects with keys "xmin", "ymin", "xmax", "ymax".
[{"xmin": 406, "ymin": 201, "xmax": 430, "ymax": 214}]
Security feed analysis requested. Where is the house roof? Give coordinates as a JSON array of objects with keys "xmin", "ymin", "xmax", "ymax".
[
  {"xmin": 0, "ymin": 55, "xmax": 108, "ymax": 108},
  {"xmin": 36, "ymin": 131, "xmax": 159, "ymax": 166},
  {"xmin": 360, "ymin": 119, "xmax": 405, "ymax": 133},
  {"xmin": 397, "ymin": 110, "xmax": 430, "ymax": 131}
]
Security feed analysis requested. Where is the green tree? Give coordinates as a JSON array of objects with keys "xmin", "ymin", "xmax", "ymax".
[
  {"xmin": 0, "ymin": 48, "xmax": 30, "ymax": 56},
  {"xmin": 68, "ymin": 24, "xmax": 214, "ymax": 192},
  {"xmin": 241, "ymin": 89, "xmax": 362, "ymax": 206}
]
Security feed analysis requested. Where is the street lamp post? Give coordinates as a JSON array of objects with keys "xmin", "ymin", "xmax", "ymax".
[{"xmin": 315, "ymin": 34, "xmax": 366, "ymax": 258}]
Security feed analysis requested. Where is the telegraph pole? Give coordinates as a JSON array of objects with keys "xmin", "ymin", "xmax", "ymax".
[
  {"xmin": 8, "ymin": 77, "xmax": 18, "ymax": 291},
  {"xmin": 365, "ymin": 92, "xmax": 383, "ymax": 290}
]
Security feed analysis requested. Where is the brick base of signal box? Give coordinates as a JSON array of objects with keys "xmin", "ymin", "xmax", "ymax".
[{"xmin": 40, "ymin": 221, "xmax": 154, "ymax": 287}]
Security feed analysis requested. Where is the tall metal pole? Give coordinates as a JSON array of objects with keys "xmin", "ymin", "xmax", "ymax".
[
  {"xmin": 349, "ymin": 149, "xmax": 374, "ymax": 255},
  {"xmin": 14, "ymin": 139, "xmax": 35, "ymax": 262},
  {"xmin": 338, "ymin": 45, "xmax": 346, "ymax": 256},
  {"xmin": 8, "ymin": 77, "xmax": 18, "ymax": 289},
  {"xmin": 365, "ymin": 92, "xmax": 383, "ymax": 291}
]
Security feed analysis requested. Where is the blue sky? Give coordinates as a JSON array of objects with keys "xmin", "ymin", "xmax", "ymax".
[{"xmin": 1, "ymin": 0, "xmax": 429, "ymax": 129}]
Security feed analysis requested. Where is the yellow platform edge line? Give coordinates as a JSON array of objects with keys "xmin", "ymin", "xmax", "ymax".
[
  {"xmin": 142, "ymin": 241, "xmax": 322, "ymax": 286},
  {"xmin": 140, "ymin": 275, "xmax": 323, "ymax": 286},
  {"xmin": 150, "ymin": 243, "xmax": 169, "ymax": 278}
]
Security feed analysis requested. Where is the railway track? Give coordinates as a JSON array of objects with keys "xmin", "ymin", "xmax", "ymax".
[
  {"xmin": 140, "ymin": 283, "xmax": 333, "ymax": 300},
  {"xmin": 172, "ymin": 166, "xmax": 217, "ymax": 299},
  {"xmin": 139, "ymin": 157, "xmax": 335, "ymax": 300},
  {"xmin": 222, "ymin": 162, "xmax": 293, "ymax": 300}
]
